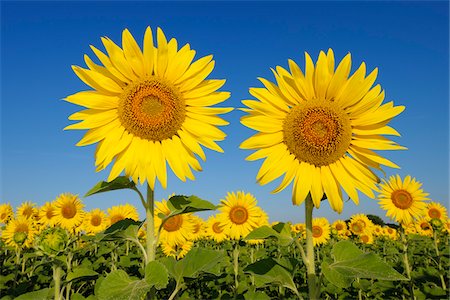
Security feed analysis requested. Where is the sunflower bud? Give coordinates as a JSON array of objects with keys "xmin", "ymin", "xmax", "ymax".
[
  {"xmin": 38, "ymin": 227, "xmax": 68, "ymax": 256},
  {"xmin": 13, "ymin": 232, "xmax": 27, "ymax": 245},
  {"xmin": 430, "ymin": 218, "xmax": 443, "ymax": 230}
]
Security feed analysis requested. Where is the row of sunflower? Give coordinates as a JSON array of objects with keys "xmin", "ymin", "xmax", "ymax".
[{"xmin": 1, "ymin": 190, "xmax": 448, "ymax": 253}]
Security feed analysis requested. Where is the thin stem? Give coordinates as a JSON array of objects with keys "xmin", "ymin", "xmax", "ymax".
[
  {"xmin": 400, "ymin": 226, "xmax": 414, "ymax": 300},
  {"xmin": 305, "ymin": 194, "xmax": 319, "ymax": 300},
  {"xmin": 128, "ymin": 238, "xmax": 148, "ymax": 264},
  {"xmin": 53, "ymin": 265, "xmax": 62, "ymax": 300},
  {"xmin": 294, "ymin": 238, "xmax": 307, "ymax": 266},
  {"xmin": 168, "ymin": 282, "xmax": 183, "ymax": 300},
  {"xmin": 146, "ymin": 183, "xmax": 155, "ymax": 263},
  {"xmin": 432, "ymin": 230, "xmax": 447, "ymax": 290},
  {"xmin": 132, "ymin": 186, "xmax": 147, "ymax": 210},
  {"xmin": 233, "ymin": 242, "xmax": 240, "ymax": 295}
]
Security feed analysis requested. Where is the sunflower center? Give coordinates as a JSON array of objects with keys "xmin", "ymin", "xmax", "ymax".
[
  {"xmin": 91, "ymin": 215, "xmax": 102, "ymax": 227},
  {"xmin": 0, "ymin": 212, "xmax": 6, "ymax": 219},
  {"xmin": 23, "ymin": 207, "xmax": 33, "ymax": 218},
  {"xmin": 118, "ymin": 77, "xmax": 185, "ymax": 141},
  {"xmin": 110, "ymin": 215, "xmax": 124, "ymax": 224},
  {"xmin": 351, "ymin": 223, "xmax": 363, "ymax": 234},
  {"xmin": 283, "ymin": 100, "xmax": 352, "ymax": 166},
  {"xmin": 335, "ymin": 223, "xmax": 344, "ymax": 231},
  {"xmin": 46, "ymin": 210, "xmax": 55, "ymax": 219},
  {"xmin": 391, "ymin": 190, "xmax": 413, "ymax": 209},
  {"xmin": 361, "ymin": 235, "xmax": 369, "ymax": 244},
  {"xmin": 420, "ymin": 222, "xmax": 431, "ymax": 230},
  {"xmin": 163, "ymin": 215, "xmax": 183, "ymax": 232},
  {"xmin": 229, "ymin": 206, "xmax": 249, "ymax": 225},
  {"xmin": 428, "ymin": 208, "xmax": 441, "ymax": 219},
  {"xmin": 312, "ymin": 225, "xmax": 323, "ymax": 238},
  {"xmin": 387, "ymin": 228, "xmax": 393, "ymax": 234},
  {"xmin": 193, "ymin": 223, "xmax": 201, "ymax": 234},
  {"xmin": 212, "ymin": 222, "xmax": 224, "ymax": 234},
  {"xmin": 61, "ymin": 203, "xmax": 77, "ymax": 219}
]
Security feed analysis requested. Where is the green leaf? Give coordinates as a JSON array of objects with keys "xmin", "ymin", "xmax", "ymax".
[
  {"xmin": 321, "ymin": 261, "xmax": 353, "ymax": 288},
  {"xmin": 66, "ymin": 267, "xmax": 99, "ymax": 282},
  {"xmin": 85, "ymin": 176, "xmax": 135, "ymax": 197},
  {"xmin": 144, "ymin": 261, "xmax": 169, "ymax": 290},
  {"xmin": 71, "ymin": 293, "xmax": 86, "ymax": 300},
  {"xmin": 179, "ymin": 247, "xmax": 224, "ymax": 278},
  {"xmin": 244, "ymin": 290, "xmax": 271, "ymax": 300},
  {"xmin": 104, "ymin": 219, "xmax": 142, "ymax": 235},
  {"xmin": 14, "ymin": 288, "xmax": 51, "ymax": 300},
  {"xmin": 244, "ymin": 224, "xmax": 292, "ymax": 246},
  {"xmin": 244, "ymin": 258, "xmax": 299, "ymax": 295},
  {"xmin": 166, "ymin": 195, "xmax": 217, "ymax": 216},
  {"xmin": 97, "ymin": 270, "xmax": 150, "ymax": 300}
]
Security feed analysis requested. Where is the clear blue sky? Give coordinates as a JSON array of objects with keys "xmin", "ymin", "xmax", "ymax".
[{"xmin": 1, "ymin": 1, "xmax": 448, "ymax": 223}]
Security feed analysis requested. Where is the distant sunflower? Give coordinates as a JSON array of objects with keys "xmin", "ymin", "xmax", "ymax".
[
  {"xmin": 107, "ymin": 204, "xmax": 139, "ymax": 226},
  {"xmin": 218, "ymin": 191, "xmax": 261, "ymax": 240},
  {"xmin": 331, "ymin": 220, "xmax": 347, "ymax": 233},
  {"xmin": 425, "ymin": 202, "xmax": 448, "ymax": 221},
  {"xmin": 291, "ymin": 223, "xmax": 305, "ymax": 235},
  {"xmin": 378, "ymin": 175, "xmax": 429, "ymax": 224},
  {"xmin": 348, "ymin": 214, "xmax": 373, "ymax": 235},
  {"xmin": 311, "ymin": 217, "xmax": 330, "ymax": 246},
  {"xmin": 83, "ymin": 209, "xmax": 108, "ymax": 235},
  {"xmin": 415, "ymin": 218, "xmax": 433, "ymax": 237},
  {"xmin": 402, "ymin": 223, "xmax": 416, "ymax": 236},
  {"xmin": 205, "ymin": 215, "xmax": 228, "ymax": 243},
  {"xmin": 240, "ymin": 49, "xmax": 405, "ymax": 212},
  {"xmin": 161, "ymin": 240, "xmax": 193, "ymax": 259},
  {"xmin": 39, "ymin": 202, "xmax": 58, "ymax": 227},
  {"xmin": 0, "ymin": 203, "xmax": 14, "ymax": 224},
  {"xmin": 53, "ymin": 193, "xmax": 85, "ymax": 232},
  {"xmin": 190, "ymin": 215, "xmax": 205, "ymax": 241},
  {"xmin": 17, "ymin": 201, "xmax": 38, "ymax": 220},
  {"xmin": 155, "ymin": 198, "xmax": 194, "ymax": 246},
  {"xmin": 65, "ymin": 27, "xmax": 232, "ymax": 189},
  {"xmin": 444, "ymin": 219, "xmax": 450, "ymax": 234},
  {"xmin": 359, "ymin": 232, "xmax": 374, "ymax": 244},
  {"xmin": 372, "ymin": 225, "xmax": 384, "ymax": 236},
  {"xmin": 2, "ymin": 217, "xmax": 37, "ymax": 249}
]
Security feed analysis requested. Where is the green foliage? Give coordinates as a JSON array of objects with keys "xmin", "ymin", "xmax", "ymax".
[
  {"xmin": 244, "ymin": 223, "xmax": 293, "ymax": 246},
  {"xmin": 85, "ymin": 176, "xmax": 136, "ymax": 197},
  {"xmin": 66, "ymin": 267, "xmax": 99, "ymax": 282},
  {"xmin": 14, "ymin": 288, "xmax": 52, "ymax": 300}
]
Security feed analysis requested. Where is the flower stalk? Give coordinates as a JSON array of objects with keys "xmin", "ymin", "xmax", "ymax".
[
  {"xmin": 305, "ymin": 194, "xmax": 320, "ymax": 300},
  {"xmin": 146, "ymin": 183, "xmax": 156, "ymax": 263}
]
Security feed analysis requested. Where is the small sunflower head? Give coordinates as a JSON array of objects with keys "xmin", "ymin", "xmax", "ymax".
[{"xmin": 38, "ymin": 226, "xmax": 69, "ymax": 256}]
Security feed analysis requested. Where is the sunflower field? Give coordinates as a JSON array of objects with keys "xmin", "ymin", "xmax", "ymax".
[{"xmin": 1, "ymin": 25, "xmax": 449, "ymax": 300}]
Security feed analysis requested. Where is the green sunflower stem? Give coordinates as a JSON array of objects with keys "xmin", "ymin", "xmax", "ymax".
[
  {"xmin": 432, "ymin": 229, "xmax": 447, "ymax": 290},
  {"xmin": 233, "ymin": 242, "xmax": 240, "ymax": 296},
  {"xmin": 52, "ymin": 265, "xmax": 62, "ymax": 300},
  {"xmin": 305, "ymin": 194, "xmax": 320, "ymax": 300},
  {"xmin": 146, "ymin": 183, "xmax": 156, "ymax": 263},
  {"xmin": 400, "ymin": 226, "xmax": 415, "ymax": 300}
]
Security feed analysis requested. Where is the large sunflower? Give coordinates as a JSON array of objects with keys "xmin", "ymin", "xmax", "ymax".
[
  {"xmin": 218, "ymin": 191, "xmax": 263, "ymax": 240},
  {"xmin": 2, "ymin": 217, "xmax": 37, "ymax": 249},
  {"xmin": 65, "ymin": 27, "xmax": 232, "ymax": 189},
  {"xmin": 378, "ymin": 175, "xmax": 429, "ymax": 224},
  {"xmin": 53, "ymin": 193, "xmax": 85, "ymax": 232},
  {"xmin": 240, "ymin": 50, "xmax": 405, "ymax": 212}
]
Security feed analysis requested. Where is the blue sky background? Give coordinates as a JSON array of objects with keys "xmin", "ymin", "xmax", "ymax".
[{"xmin": 1, "ymin": 1, "xmax": 448, "ymax": 224}]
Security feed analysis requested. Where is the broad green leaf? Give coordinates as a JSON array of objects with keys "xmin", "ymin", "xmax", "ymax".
[
  {"xmin": 66, "ymin": 267, "xmax": 99, "ymax": 282},
  {"xmin": 85, "ymin": 176, "xmax": 135, "ymax": 197},
  {"xmin": 166, "ymin": 195, "xmax": 217, "ymax": 216},
  {"xmin": 244, "ymin": 258, "xmax": 299, "ymax": 295},
  {"xmin": 244, "ymin": 289, "xmax": 271, "ymax": 300},
  {"xmin": 245, "ymin": 225, "xmax": 292, "ymax": 246},
  {"xmin": 331, "ymin": 240, "xmax": 364, "ymax": 261},
  {"xmin": 104, "ymin": 219, "xmax": 142, "ymax": 235},
  {"xmin": 331, "ymin": 253, "xmax": 408, "ymax": 281},
  {"xmin": 14, "ymin": 288, "xmax": 51, "ymax": 300},
  {"xmin": 71, "ymin": 293, "xmax": 86, "ymax": 300},
  {"xmin": 179, "ymin": 247, "xmax": 224, "ymax": 278},
  {"xmin": 321, "ymin": 261, "xmax": 353, "ymax": 288},
  {"xmin": 97, "ymin": 270, "xmax": 150, "ymax": 300},
  {"xmin": 144, "ymin": 261, "xmax": 169, "ymax": 290}
]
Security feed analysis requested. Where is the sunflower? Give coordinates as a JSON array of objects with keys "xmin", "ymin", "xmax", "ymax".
[
  {"xmin": 425, "ymin": 202, "xmax": 448, "ymax": 221},
  {"xmin": 218, "ymin": 191, "xmax": 262, "ymax": 240},
  {"xmin": 444, "ymin": 219, "xmax": 450, "ymax": 234},
  {"xmin": 2, "ymin": 217, "xmax": 37, "ymax": 249},
  {"xmin": 291, "ymin": 223, "xmax": 306, "ymax": 235},
  {"xmin": 161, "ymin": 240, "xmax": 193, "ymax": 259},
  {"xmin": 17, "ymin": 201, "xmax": 38, "ymax": 220},
  {"xmin": 83, "ymin": 208, "xmax": 108, "ymax": 235},
  {"xmin": 53, "ymin": 193, "xmax": 85, "ymax": 232},
  {"xmin": 359, "ymin": 232, "xmax": 374, "ymax": 245},
  {"xmin": 372, "ymin": 225, "xmax": 384, "ymax": 236},
  {"xmin": 382, "ymin": 226, "xmax": 399, "ymax": 239},
  {"xmin": 240, "ymin": 49, "xmax": 405, "ymax": 212},
  {"xmin": 331, "ymin": 220, "xmax": 347, "ymax": 233},
  {"xmin": 378, "ymin": 175, "xmax": 429, "ymax": 224},
  {"xmin": 0, "ymin": 203, "xmax": 14, "ymax": 224},
  {"xmin": 348, "ymin": 214, "xmax": 373, "ymax": 235},
  {"xmin": 311, "ymin": 217, "xmax": 330, "ymax": 246},
  {"xmin": 415, "ymin": 218, "xmax": 433, "ymax": 237},
  {"xmin": 107, "ymin": 204, "xmax": 139, "ymax": 226},
  {"xmin": 65, "ymin": 27, "xmax": 232, "ymax": 189},
  {"xmin": 39, "ymin": 202, "xmax": 58, "ymax": 227},
  {"xmin": 190, "ymin": 215, "xmax": 205, "ymax": 241},
  {"xmin": 205, "ymin": 215, "xmax": 229, "ymax": 243},
  {"xmin": 154, "ymin": 198, "xmax": 194, "ymax": 246}
]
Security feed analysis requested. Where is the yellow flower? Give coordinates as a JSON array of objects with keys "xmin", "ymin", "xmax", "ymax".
[
  {"xmin": 154, "ymin": 198, "xmax": 194, "ymax": 246},
  {"xmin": 205, "ymin": 215, "xmax": 228, "ymax": 243},
  {"xmin": 218, "ymin": 191, "xmax": 262, "ymax": 240},
  {"xmin": 444, "ymin": 219, "xmax": 450, "ymax": 234},
  {"xmin": 415, "ymin": 218, "xmax": 433, "ymax": 237},
  {"xmin": 190, "ymin": 215, "xmax": 205, "ymax": 241},
  {"xmin": 107, "ymin": 204, "xmax": 139, "ymax": 226},
  {"xmin": 17, "ymin": 201, "xmax": 38, "ymax": 220},
  {"xmin": 161, "ymin": 240, "xmax": 193, "ymax": 259},
  {"xmin": 39, "ymin": 202, "xmax": 58, "ymax": 227},
  {"xmin": 240, "ymin": 49, "xmax": 405, "ymax": 213},
  {"xmin": 348, "ymin": 214, "xmax": 373, "ymax": 235},
  {"xmin": 311, "ymin": 217, "xmax": 330, "ymax": 246},
  {"xmin": 83, "ymin": 209, "xmax": 108, "ymax": 235},
  {"xmin": 2, "ymin": 217, "xmax": 37, "ymax": 249},
  {"xmin": 53, "ymin": 193, "xmax": 85, "ymax": 232},
  {"xmin": 424, "ymin": 202, "xmax": 448, "ymax": 221},
  {"xmin": 291, "ymin": 223, "xmax": 305, "ymax": 234},
  {"xmin": 382, "ymin": 226, "xmax": 399, "ymax": 239},
  {"xmin": 0, "ymin": 203, "xmax": 14, "ymax": 224},
  {"xmin": 378, "ymin": 175, "xmax": 429, "ymax": 224},
  {"xmin": 65, "ymin": 27, "xmax": 232, "ymax": 189},
  {"xmin": 359, "ymin": 232, "xmax": 374, "ymax": 244},
  {"xmin": 372, "ymin": 225, "xmax": 384, "ymax": 236},
  {"xmin": 331, "ymin": 220, "xmax": 347, "ymax": 233}
]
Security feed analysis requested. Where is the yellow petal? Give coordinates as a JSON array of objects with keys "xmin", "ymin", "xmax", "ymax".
[
  {"xmin": 72, "ymin": 66, "xmax": 123, "ymax": 94},
  {"xmin": 122, "ymin": 28, "xmax": 145, "ymax": 77},
  {"xmin": 185, "ymin": 91, "xmax": 230, "ymax": 107},
  {"xmin": 64, "ymin": 91, "xmax": 119, "ymax": 110},
  {"xmin": 183, "ymin": 80, "xmax": 225, "ymax": 99},
  {"xmin": 101, "ymin": 37, "xmax": 136, "ymax": 81},
  {"xmin": 240, "ymin": 132, "xmax": 284, "ymax": 150},
  {"xmin": 143, "ymin": 26, "xmax": 155, "ymax": 76}
]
